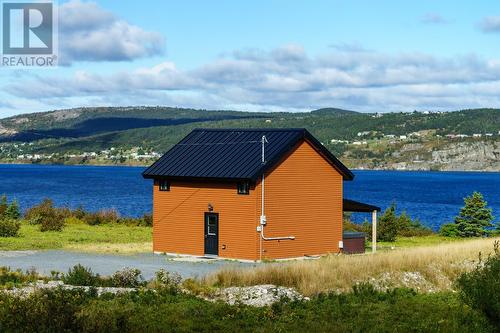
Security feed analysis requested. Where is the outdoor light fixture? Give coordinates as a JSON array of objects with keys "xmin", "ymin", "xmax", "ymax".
[{"xmin": 208, "ymin": 203, "xmax": 213, "ymax": 211}]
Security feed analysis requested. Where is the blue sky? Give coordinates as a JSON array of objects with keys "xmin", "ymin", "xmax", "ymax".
[{"xmin": 2, "ymin": 0, "xmax": 500, "ymax": 117}]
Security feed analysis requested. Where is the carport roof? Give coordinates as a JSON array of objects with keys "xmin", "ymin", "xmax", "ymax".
[{"xmin": 343, "ymin": 199, "xmax": 381, "ymax": 212}]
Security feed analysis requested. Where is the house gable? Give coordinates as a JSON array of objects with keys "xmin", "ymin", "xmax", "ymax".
[{"xmin": 255, "ymin": 139, "xmax": 343, "ymax": 259}]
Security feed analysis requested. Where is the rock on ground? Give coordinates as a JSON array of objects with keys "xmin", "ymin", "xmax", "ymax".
[
  {"xmin": 2, "ymin": 280, "xmax": 135, "ymax": 298},
  {"xmin": 210, "ymin": 284, "xmax": 309, "ymax": 307}
]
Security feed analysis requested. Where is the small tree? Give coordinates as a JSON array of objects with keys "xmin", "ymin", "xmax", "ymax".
[
  {"xmin": 454, "ymin": 192, "xmax": 494, "ymax": 237},
  {"xmin": 0, "ymin": 195, "xmax": 7, "ymax": 218},
  {"xmin": 4, "ymin": 200, "xmax": 20, "ymax": 220},
  {"xmin": 378, "ymin": 204, "xmax": 398, "ymax": 242}
]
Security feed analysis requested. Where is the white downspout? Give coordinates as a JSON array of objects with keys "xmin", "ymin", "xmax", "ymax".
[{"xmin": 259, "ymin": 135, "xmax": 295, "ymax": 261}]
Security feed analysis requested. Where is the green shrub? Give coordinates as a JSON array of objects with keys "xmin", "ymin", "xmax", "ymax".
[
  {"xmin": 64, "ymin": 216, "xmax": 84, "ymax": 225},
  {"xmin": 24, "ymin": 198, "xmax": 54, "ymax": 220},
  {"xmin": 27, "ymin": 214, "xmax": 43, "ymax": 225},
  {"xmin": 0, "ymin": 287, "xmax": 97, "ymax": 332},
  {"xmin": 73, "ymin": 205, "xmax": 87, "ymax": 219},
  {"xmin": 82, "ymin": 212, "xmax": 101, "ymax": 226},
  {"xmin": 0, "ymin": 267, "xmax": 40, "ymax": 286},
  {"xmin": 24, "ymin": 198, "xmax": 66, "ymax": 232},
  {"xmin": 39, "ymin": 215, "xmax": 65, "ymax": 232},
  {"xmin": 62, "ymin": 264, "xmax": 101, "ymax": 287},
  {"xmin": 375, "ymin": 204, "xmax": 434, "ymax": 241},
  {"xmin": 148, "ymin": 269, "xmax": 181, "ymax": 292},
  {"xmin": 0, "ymin": 285, "xmax": 491, "ymax": 333},
  {"xmin": 116, "ymin": 213, "xmax": 153, "ymax": 227},
  {"xmin": 440, "ymin": 223, "xmax": 460, "ymax": 237},
  {"xmin": 111, "ymin": 268, "xmax": 144, "ymax": 288},
  {"xmin": 456, "ymin": 241, "xmax": 500, "ymax": 326},
  {"xmin": 83, "ymin": 209, "xmax": 119, "ymax": 225},
  {"xmin": 343, "ymin": 218, "xmax": 367, "ymax": 233},
  {"xmin": 141, "ymin": 213, "xmax": 152, "ymax": 227},
  {"xmin": 396, "ymin": 213, "xmax": 433, "ymax": 237},
  {"xmin": 0, "ymin": 195, "xmax": 7, "ymax": 217},
  {"xmin": 0, "ymin": 218, "xmax": 20, "ymax": 237}
]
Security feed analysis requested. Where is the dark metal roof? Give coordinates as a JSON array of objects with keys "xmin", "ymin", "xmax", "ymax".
[
  {"xmin": 142, "ymin": 128, "xmax": 354, "ymax": 181},
  {"xmin": 343, "ymin": 231, "xmax": 366, "ymax": 239},
  {"xmin": 343, "ymin": 199, "xmax": 381, "ymax": 212}
]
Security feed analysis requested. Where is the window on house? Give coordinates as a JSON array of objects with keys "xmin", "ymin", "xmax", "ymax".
[
  {"xmin": 237, "ymin": 181, "xmax": 250, "ymax": 195},
  {"xmin": 159, "ymin": 179, "xmax": 170, "ymax": 191},
  {"xmin": 207, "ymin": 215, "xmax": 217, "ymax": 235}
]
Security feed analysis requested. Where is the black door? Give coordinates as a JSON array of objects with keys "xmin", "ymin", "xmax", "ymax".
[{"xmin": 204, "ymin": 213, "xmax": 219, "ymax": 255}]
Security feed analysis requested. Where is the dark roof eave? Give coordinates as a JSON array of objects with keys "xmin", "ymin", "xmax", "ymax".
[{"xmin": 343, "ymin": 198, "xmax": 381, "ymax": 212}]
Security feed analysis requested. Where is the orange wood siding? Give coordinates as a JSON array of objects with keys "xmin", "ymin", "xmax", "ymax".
[
  {"xmin": 255, "ymin": 139, "xmax": 343, "ymax": 259},
  {"xmin": 152, "ymin": 138, "xmax": 344, "ymax": 261},
  {"xmin": 152, "ymin": 180, "xmax": 258, "ymax": 260}
]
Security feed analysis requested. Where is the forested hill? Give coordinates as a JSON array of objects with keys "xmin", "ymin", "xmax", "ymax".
[{"xmin": 0, "ymin": 107, "xmax": 498, "ymax": 171}]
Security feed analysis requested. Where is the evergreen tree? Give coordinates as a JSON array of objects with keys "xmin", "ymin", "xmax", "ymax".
[
  {"xmin": 4, "ymin": 200, "xmax": 20, "ymax": 220},
  {"xmin": 378, "ymin": 203, "xmax": 398, "ymax": 242},
  {"xmin": 455, "ymin": 192, "xmax": 494, "ymax": 237}
]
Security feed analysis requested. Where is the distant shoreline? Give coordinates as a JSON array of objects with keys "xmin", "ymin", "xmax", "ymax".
[{"xmin": 0, "ymin": 161, "xmax": 499, "ymax": 173}]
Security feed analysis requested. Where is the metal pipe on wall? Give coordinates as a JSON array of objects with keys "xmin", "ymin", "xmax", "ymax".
[{"xmin": 259, "ymin": 135, "xmax": 295, "ymax": 261}]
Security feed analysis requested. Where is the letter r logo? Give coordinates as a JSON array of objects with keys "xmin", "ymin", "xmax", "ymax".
[{"xmin": 2, "ymin": 2, "xmax": 53, "ymax": 54}]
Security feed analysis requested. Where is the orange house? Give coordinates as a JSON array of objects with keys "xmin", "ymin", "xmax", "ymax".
[{"xmin": 143, "ymin": 128, "xmax": 373, "ymax": 261}]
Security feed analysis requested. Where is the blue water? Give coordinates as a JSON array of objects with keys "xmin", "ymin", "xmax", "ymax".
[
  {"xmin": 0, "ymin": 164, "xmax": 153, "ymax": 218},
  {"xmin": 0, "ymin": 164, "xmax": 498, "ymax": 231},
  {"xmin": 344, "ymin": 170, "xmax": 499, "ymax": 230}
]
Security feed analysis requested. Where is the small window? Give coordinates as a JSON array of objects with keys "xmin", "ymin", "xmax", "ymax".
[
  {"xmin": 207, "ymin": 216, "xmax": 217, "ymax": 235},
  {"xmin": 237, "ymin": 181, "xmax": 250, "ymax": 195},
  {"xmin": 159, "ymin": 179, "xmax": 170, "ymax": 191}
]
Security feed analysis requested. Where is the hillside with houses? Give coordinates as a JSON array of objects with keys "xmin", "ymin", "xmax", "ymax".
[{"xmin": 0, "ymin": 107, "xmax": 498, "ymax": 171}]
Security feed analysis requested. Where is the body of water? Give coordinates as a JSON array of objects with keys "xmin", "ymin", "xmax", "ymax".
[{"xmin": 0, "ymin": 164, "xmax": 498, "ymax": 231}]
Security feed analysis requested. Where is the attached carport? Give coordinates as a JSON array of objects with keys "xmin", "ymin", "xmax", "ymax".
[{"xmin": 343, "ymin": 199, "xmax": 381, "ymax": 253}]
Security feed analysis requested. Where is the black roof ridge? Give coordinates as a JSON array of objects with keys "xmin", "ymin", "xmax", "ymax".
[{"xmin": 191, "ymin": 128, "xmax": 306, "ymax": 132}]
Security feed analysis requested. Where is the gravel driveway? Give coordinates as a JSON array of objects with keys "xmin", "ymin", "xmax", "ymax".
[{"xmin": 0, "ymin": 250, "xmax": 254, "ymax": 279}]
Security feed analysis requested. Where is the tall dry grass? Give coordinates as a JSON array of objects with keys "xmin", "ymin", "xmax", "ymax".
[{"xmin": 205, "ymin": 237, "xmax": 499, "ymax": 296}]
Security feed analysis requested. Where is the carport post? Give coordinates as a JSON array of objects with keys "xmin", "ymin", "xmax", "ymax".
[{"xmin": 372, "ymin": 210, "xmax": 377, "ymax": 253}]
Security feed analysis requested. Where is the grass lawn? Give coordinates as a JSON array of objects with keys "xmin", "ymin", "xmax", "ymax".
[
  {"xmin": 0, "ymin": 223, "xmax": 152, "ymax": 254},
  {"xmin": 374, "ymin": 234, "xmax": 467, "ymax": 250}
]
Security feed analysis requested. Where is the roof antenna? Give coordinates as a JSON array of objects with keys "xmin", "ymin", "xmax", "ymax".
[{"xmin": 261, "ymin": 135, "xmax": 268, "ymax": 164}]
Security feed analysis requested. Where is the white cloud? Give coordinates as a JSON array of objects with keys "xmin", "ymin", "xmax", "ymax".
[
  {"xmin": 6, "ymin": 44, "xmax": 500, "ymax": 112},
  {"xmin": 479, "ymin": 16, "xmax": 500, "ymax": 32},
  {"xmin": 59, "ymin": 0, "xmax": 165, "ymax": 64}
]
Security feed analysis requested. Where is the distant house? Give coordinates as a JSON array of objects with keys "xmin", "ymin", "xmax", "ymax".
[
  {"xmin": 357, "ymin": 131, "xmax": 370, "ymax": 137},
  {"xmin": 143, "ymin": 128, "xmax": 379, "ymax": 261}
]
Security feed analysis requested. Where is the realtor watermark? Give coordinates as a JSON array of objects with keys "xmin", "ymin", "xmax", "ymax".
[{"xmin": 1, "ymin": 0, "xmax": 58, "ymax": 67}]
